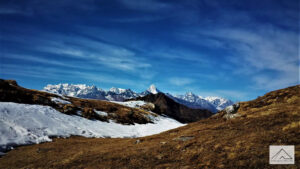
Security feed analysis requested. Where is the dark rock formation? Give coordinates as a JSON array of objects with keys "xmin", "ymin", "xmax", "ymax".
[{"xmin": 134, "ymin": 93, "xmax": 213, "ymax": 123}]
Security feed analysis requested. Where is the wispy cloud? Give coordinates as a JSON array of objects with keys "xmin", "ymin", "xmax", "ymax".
[
  {"xmin": 214, "ymin": 90, "xmax": 249, "ymax": 101},
  {"xmin": 110, "ymin": 15, "xmax": 172, "ymax": 23},
  {"xmin": 169, "ymin": 77, "xmax": 194, "ymax": 86},
  {"xmin": 117, "ymin": 0, "xmax": 172, "ymax": 11},
  {"xmin": 41, "ymin": 46, "xmax": 151, "ymax": 71},
  {"xmin": 0, "ymin": 8, "xmax": 30, "ymax": 15},
  {"xmin": 251, "ymin": 72, "xmax": 299, "ymax": 90},
  {"xmin": 0, "ymin": 64, "xmax": 140, "ymax": 87},
  {"xmin": 0, "ymin": 64, "xmax": 68, "ymax": 80},
  {"xmin": 2, "ymin": 30, "xmax": 151, "ymax": 72},
  {"xmin": 149, "ymin": 48, "xmax": 213, "ymax": 66},
  {"xmin": 212, "ymin": 27, "xmax": 298, "ymax": 90},
  {"xmin": 73, "ymin": 71, "xmax": 142, "ymax": 87},
  {"xmin": 2, "ymin": 54, "xmax": 82, "ymax": 69},
  {"xmin": 177, "ymin": 24, "xmax": 299, "ymax": 91},
  {"xmin": 43, "ymin": 35, "xmax": 151, "ymax": 71},
  {"xmin": 0, "ymin": 0, "xmax": 97, "ymax": 16}
]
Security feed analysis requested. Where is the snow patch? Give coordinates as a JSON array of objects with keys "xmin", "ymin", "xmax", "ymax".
[
  {"xmin": 51, "ymin": 97, "xmax": 71, "ymax": 104},
  {"xmin": 94, "ymin": 109, "xmax": 108, "ymax": 116},
  {"xmin": 75, "ymin": 110, "xmax": 82, "ymax": 116},
  {"xmin": 111, "ymin": 100, "xmax": 147, "ymax": 108},
  {"xmin": 225, "ymin": 105, "xmax": 235, "ymax": 113},
  {"xmin": 0, "ymin": 102, "xmax": 184, "ymax": 153}
]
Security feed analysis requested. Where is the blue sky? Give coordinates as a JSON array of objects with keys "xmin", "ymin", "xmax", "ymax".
[{"xmin": 0, "ymin": 0, "xmax": 299, "ymax": 101}]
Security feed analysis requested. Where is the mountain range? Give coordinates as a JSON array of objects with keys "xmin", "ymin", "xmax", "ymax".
[{"xmin": 43, "ymin": 84, "xmax": 233, "ymax": 112}]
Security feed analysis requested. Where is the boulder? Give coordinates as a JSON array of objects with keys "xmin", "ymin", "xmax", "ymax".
[{"xmin": 224, "ymin": 103, "xmax": 240, "ymax": 119}]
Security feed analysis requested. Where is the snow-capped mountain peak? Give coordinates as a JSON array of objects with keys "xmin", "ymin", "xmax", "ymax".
[
  {"xmin": 204, "ymin": 96, "xmax": 234, "ymax": 111},
  {"xmin": 183, "ymin": 92, "xmax": 198, "ymax": 101},
  {"xmin": 109, "ymin": 87, "xmax": 127, "ymax": 94},
  {"xmin": 147, "ymin": 84, "xmax": 160, "ymax": 94}
]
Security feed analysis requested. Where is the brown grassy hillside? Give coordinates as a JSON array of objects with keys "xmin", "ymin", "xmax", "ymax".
[{"xmin": 0, "ymin": 85, "xmax": 299, "ymax": 168}]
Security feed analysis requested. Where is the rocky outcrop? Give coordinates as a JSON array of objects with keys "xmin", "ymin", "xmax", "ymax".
[{"xmin": 224, "ymin": 103, "xmax": 240, "ymax": 119}]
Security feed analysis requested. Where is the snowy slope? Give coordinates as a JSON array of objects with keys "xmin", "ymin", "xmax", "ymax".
[
  {"xmin": 0, "ymin": 102, "xmax": 184, "ymax": 153},
  {"xmin": 50, "ymin": 97, "xmax": 71, "ymax": 104}
]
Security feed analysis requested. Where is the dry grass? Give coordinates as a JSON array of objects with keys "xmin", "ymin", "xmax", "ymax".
[{"xmin": 0, "ymin": 85, "xmax": 299, "ymax": 168}]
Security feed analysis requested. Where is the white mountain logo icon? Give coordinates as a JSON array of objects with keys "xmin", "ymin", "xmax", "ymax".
[{"xmin": 271, "ymin": 148, "xmax": 293, "ymax": 160}]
